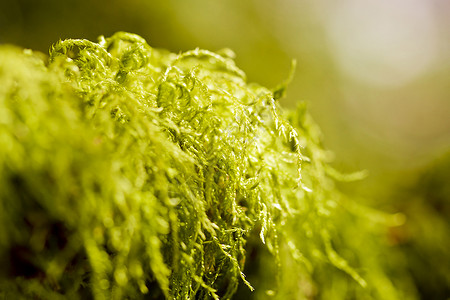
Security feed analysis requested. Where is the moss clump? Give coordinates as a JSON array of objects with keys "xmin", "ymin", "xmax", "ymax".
[{"xmin": 0, "ymin": 32, "xmax": 414, "ymax": 299}]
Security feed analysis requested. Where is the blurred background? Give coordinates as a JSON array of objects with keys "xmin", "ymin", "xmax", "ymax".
[{"xmin": 1, "ymin": 0, "xmax": 449, "ymax": 298}]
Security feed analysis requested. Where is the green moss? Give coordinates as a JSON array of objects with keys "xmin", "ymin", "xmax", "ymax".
[{"xmin": 0, "ymin": 32, "xmax": 415, "ymax": 299}]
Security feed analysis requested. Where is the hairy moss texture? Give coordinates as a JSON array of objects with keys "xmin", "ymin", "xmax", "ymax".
[{"xmin": 0, "ymin": 32, "xmax": 415, "ymax": 299}]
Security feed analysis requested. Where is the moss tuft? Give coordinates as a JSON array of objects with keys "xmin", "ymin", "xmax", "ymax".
[{"xmin": 0, "ymin": 32, "xmax": 414, "ymax": 299}]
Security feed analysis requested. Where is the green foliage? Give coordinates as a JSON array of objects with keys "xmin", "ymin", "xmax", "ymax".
[
  {"xmin": 387, "ymin": 153, "xmax": 450, "ymax": 299},
  {"xmin": 0, "ymin": 32, "xmax": 415, "ymax": 299}
]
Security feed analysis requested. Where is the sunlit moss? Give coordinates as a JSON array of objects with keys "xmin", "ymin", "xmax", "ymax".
[{"xmin": 0, "ymin": 32, "xmax": 415, "ymax": 299}]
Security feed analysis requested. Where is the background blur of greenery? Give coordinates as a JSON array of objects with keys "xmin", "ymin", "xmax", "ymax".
[{"xmin": 1, "ymin": 0, "xmax": 449, "ymax": 298}]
